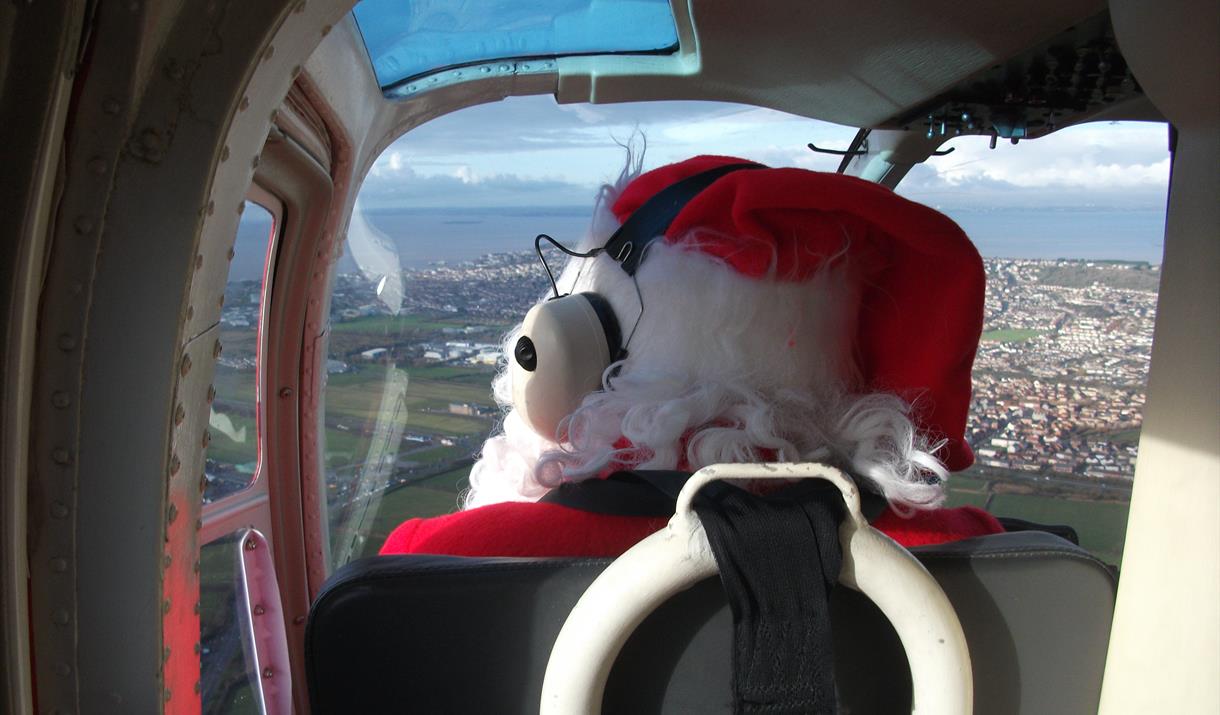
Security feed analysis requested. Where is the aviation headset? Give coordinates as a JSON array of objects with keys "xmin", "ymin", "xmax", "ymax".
[{"xmin": 510, "ymin": 162, "xmax": 765, "ymax": 439}]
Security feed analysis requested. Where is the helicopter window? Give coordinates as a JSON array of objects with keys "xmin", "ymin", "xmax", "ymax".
[
  {"xmin": 351, "ymin": 0, "xmax": 679, "ymax": 91},
  {"xmin": 204, "ymin": 200, "xmax": 276, "ymax": 504},
  {"xmin": 317, "ymin": 96, "xmax": 856, "ymax": 568},
  {"xmin": 898, "ymin": 120, "xmax": 1168, "ymax": 565},
  {"xmin": 319, "ymin": 95, "xmax": 1164, "ymax": 568}
]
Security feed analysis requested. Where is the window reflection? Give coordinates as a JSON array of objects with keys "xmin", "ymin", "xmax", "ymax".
[{"xmin": 321, "ymin": 201, "xmax": 553, "ymax": 567}]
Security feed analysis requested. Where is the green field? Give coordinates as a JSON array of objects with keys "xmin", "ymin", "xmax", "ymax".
[
  {"xmin": 943, "ymin": 475, "xmax": 990, "ymax": 508},
  {"xmin": 360, "ymin": 465, "xmax": 473, "ymax": 558},
  {"xmin": 325, "ymin": 367, "xmax": 494, "ymax": 423},
  {"xmin": 330, "ymin": 314, "xmax": 465, "ymax": 334},
  {"xmin": 989, "ymin": 493, "xmax": 1129, "ymax": 565},
  {"xmin": 329, "ymin": 313, "xmax": 511, "ymax": 336},
  {"xmin": 1096, "ymin": 427, "xmax": 1141, "ymax": 445},
  {"xmin": 980, "ymin": 328, "xmax": 1045, "ymax": 343},
  {"xmin": 946, "ymin": 471, "xmax": 1129, "ymax": 565},
  {"xmin": 204, "ymin": 412, "xmax": 258, "ymax": 467}
]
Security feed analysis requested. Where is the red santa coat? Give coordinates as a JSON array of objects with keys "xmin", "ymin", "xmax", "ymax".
[{"xmin": 380, "ymin": 500, "xmax": 1003, "ymax": 558}]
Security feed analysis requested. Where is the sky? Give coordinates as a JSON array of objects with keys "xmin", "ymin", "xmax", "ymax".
[{"xmin": 357, "ymin": 94, "xmax": 1171, "ymax": 213}]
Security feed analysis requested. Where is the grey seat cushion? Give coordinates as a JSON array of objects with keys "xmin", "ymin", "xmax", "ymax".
[{"xmin": 306, "ymin": 531, "xmax": 1116, "ymax": 714}]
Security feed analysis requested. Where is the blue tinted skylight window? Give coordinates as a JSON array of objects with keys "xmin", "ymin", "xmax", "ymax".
[{"xmin": 352, "ymin": 0, "xmax": 679, "ymax": 89}]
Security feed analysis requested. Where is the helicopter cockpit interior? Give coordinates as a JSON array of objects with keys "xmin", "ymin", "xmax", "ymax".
[{"xmin": 1, "ymin": 0, "xmax": 1215, "ymax": 713}]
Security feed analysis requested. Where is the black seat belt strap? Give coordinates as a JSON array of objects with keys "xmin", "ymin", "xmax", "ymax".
[
  {"xmin": 541, "ymin": 468, "xmax": 886, "ymax": 520},
  {"xmin": 538, "ymin": 470, "xmax": 691, "ymax": 517},
  {"xmin": 694, "ymin": 480, "xmax": 845, "ymax": 715}
]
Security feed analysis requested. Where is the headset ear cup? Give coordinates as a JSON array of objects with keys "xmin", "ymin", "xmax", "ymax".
[{"xmin": 510, "ymin": 295, "xmax": 616, "ymax": 439}]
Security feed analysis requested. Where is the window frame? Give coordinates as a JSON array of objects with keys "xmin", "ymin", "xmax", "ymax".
[
  {"xmin": 201, "ymin": 184, "xmax": 282, "ymax": 546},
  {"xmin": 249, "ymin": 130, "xmax": 337, "ymax": 710},
  {"xmin": 200, "ymin": 129, "xmax": 338, "ymax": 712}
]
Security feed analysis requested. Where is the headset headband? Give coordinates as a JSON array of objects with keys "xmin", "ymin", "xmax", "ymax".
[{"xmin": 602, "ymin": 162, "xmax": 765, "ymax": 276}]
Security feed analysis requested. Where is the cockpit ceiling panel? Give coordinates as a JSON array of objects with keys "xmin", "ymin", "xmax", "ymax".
[
  {"xmin": 880, "ymin": 11, "xmax": 1152, "ymax": 141},
  {"xmin": 351, "ymin": 0, "xmax": 679, "ymax": 90},
  {"xmin": 555, "ymin": 0, "xmax": 1116, "ymax": 129}
]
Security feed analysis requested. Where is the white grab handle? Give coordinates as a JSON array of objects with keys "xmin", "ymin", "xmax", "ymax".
[{"xmin": 540, "ymin": 462, "xmax": 972, "ymax": 715}]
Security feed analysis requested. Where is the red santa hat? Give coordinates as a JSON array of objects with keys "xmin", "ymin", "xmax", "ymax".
[{"xmin": 608, "ymin": 155, "xmax": 984, "ymax": 472}]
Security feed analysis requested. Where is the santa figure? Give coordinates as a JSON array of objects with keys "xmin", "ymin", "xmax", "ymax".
[{"xmin": 382, "ymin": 155, "xmax": 1002, "ymax": 557}]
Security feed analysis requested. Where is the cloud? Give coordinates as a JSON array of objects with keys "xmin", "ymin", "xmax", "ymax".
[
  {"xmin": 358, "ymin": 162, "xmax": 596, "ymax": 208},
  {"xmin": 359, "ymin": 95, "xmax": 1169, "ymax": 213},
  {"xmin": 898, "ymin": 121, "xmax": 1170, "ymax": 208},
  {"xmin": 555, "ymin": 103, "xmax": 608, "ymax": 124}
]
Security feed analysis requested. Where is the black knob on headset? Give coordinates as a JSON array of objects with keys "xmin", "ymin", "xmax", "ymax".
[{"xmin": 514, "ymin": 336, "xmax": 538, "ymax": 371}]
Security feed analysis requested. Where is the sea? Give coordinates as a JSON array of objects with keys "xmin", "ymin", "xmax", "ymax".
[{"xmin": 230, "ymin": 205, "xmax": 1167, "ymax": 281}]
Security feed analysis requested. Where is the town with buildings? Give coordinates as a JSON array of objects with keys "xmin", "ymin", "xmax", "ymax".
[
  {"xmin": 320, "ymin": 252, "xmax": 1158, "ymax": 481},
  {"xmin": 969, "ymin": 258, "xmax": 1157, "ymax": 480},
  {"xmin": 209, "ymin": 252, "xmax": 1157, "ymax": 511}
]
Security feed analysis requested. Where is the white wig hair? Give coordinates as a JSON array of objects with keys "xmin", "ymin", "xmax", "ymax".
[{"xmin": 465, "ymin": 157, "xmax": 949, "ymax": 512}]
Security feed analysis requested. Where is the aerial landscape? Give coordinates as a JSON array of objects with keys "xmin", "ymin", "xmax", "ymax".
[{"xmin": 206, "ymin": 249, "xmax": 1156, "ymax": 565}]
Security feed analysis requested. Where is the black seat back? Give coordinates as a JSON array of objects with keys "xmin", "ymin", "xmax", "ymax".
[{"xmin": 306, "ymin": 531, "xmax": 1115, "ymax": 714}]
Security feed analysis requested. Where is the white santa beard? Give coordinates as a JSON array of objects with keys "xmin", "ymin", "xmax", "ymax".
[{"xmin": 463, "ymin": 239, "xmax": 949, "ymax": 512}]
